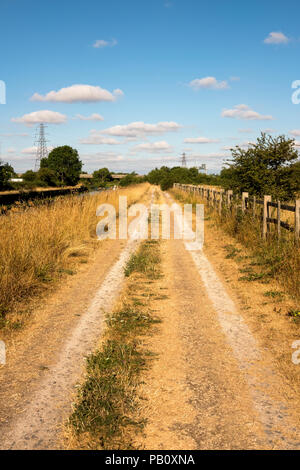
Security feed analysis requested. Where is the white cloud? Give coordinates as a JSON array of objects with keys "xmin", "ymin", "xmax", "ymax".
[
  {"xmin": 221, "ymin": 146, "xmax": 233, "ymax": 151},
  {"xmin": 239, "ymin": 140, "xmax": 256, "ymax": 148},
  {"xmin": 74, "ymin": 113, "xmax": 104, "ymax": 121},
  {"xmin": 184, "ymin": 136, "xmax": 219, "ymax": 144},
  {"xmin": 189, "ymin": 152, "xmax": 227, "ymax": 159},
  {"xmin": 93, "ymin": 39, "xmax": 117, "ymax": 48},
  {"xmin": 82, "ymin": 151, "xmax": 124, "ymax": 162},
  {"xmin": 230, "ymin": 76, "xmax": 240, "ymax": 81},
  {"xmin": 112, "ymin": 89, "xmax": 124, "ymax": 97},
  {"xmin": 21, "ymin": 146, "xmax": 37, "ymax": 155},
  {"xmin": 12, "ymin": 110, "xmax": 67, "ymax": 126},
  {"xmin": 132, "ymin": 141, "xmax": 173, "ymax": 153},
  {"xmin": 21, "ymin": 145, "xmax": 54, "ymax": 155},
  {"xmin": 100, "ymin": 121, "xmax": 181, "ymax": 138},
  {"xmin": 294, "ymin": 140, "xmax": 300, "ymax": 147},
  {"xmin": 238, "ymin": 128, "xmax": 253, "ymax": 133},
  {"xmin": 7, "ymin": 147, "xmax": 15, "ymax": 153},
  {"xmin": 30, "ymin": 84, "xmax": 123, "ymax": 103},
  {"xmin": 80, "ymin": 132, "xmax": 122, "ymax": 145},
  {"xmin": 264, "ymin": 32, "xmax": 289, "ymax": 44},
  {"xmin": 289, "ymin": 129, "xmax": 300, "ymax": 137},
  {"xmin": 189, "ymin": 76, "xmax": 229, "ymax": 90},
  {"xmin": 221, "ymin": 104, "xmax": 273, "ymax": 120},
  {"xmin": 0, "ymin": 132, "xmax": 29, "ymax": 137},
  {"xmin": 262, "ymin": 128, "xmax": 276, "ymax": 133}
]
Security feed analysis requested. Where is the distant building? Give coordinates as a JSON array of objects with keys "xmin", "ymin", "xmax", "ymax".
[
  {"xmin": 111, "ymin": 174, "xmax": 127, "ymax": 180},
  {"xmin": 79, "ymin": 174, "xmax": 93, "ymax": 179},
  {"xmin": 79, "ymin": 173, "xmax": 128, "ymax": 180}
]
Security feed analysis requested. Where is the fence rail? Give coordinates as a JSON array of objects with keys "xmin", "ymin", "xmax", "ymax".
[
  {"xmin": 173, "ymin": 183, "xmax": 300, "ymax": 241},
  {"xmin": 0, "ymin": 186, "xmax": 87, "ymax": 213}
]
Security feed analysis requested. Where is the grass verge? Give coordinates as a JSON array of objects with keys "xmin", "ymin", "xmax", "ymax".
[
  {"xmin": 171, "ymin": 187, "xmax": 300, "ymax": 302},
  {"xmin": 0, "ymin": 184, "xmax": 149, "ymax": 328},
  {"xmin": 67, "ymin": 239, "xmax": 162, "ymax": 449}
]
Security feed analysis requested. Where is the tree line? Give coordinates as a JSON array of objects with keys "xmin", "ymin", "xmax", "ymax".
[
  {"xmin": 0, "ymin": 145, "xmax": 143, "ymax": 191},
  {"xmin": 1, "ymin": 134, "xmax": 299, "ymax": 198},
  {"xmin": 146, "ymin": 133, "xmax": 300, "ymax": 200}
]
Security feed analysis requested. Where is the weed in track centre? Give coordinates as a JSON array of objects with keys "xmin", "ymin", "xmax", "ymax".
[{"xmin": 68, "ymin": 240, "xmax": 162, "ymax": 450}]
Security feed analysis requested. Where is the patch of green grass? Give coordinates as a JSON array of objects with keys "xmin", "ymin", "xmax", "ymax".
[
  {"xmin": 132, "ymin": 298, "xmax": 145, "ymax": 306},
  {"xmin": 263, "ymin": 291, "xmax": 285, "ymax": 299},
  {"xmin": 107, "ymin": 306, "xmax": 160, "ymax": 336},
  {"xmin": 287, "ymin": 309, "xmax": 300, "ymax": 323},
  {"xmin": 223, "ymin": 244, "xmax": 241, "ymax": 259},
  {"xmin": 239, "ymin": 267, "xmax": 254, "ymax": 274},
  {"xmin": 238, "ymin": 272, "xmax": 267, "ymax": 282},
  {"xmin": 58, "ymin": 268, "xmax": 76, "ymax": 275},
  {"xmin": 0, "ymin": 318, "xmax": 23, "ymax": 330},
  {"xmin": 69, "ymin": 340, "xmax": 147, "ymax": 448},
  {"xmin": 124, "ymin": 241, "xmax": 161, "ymax": 279},
  {"xmin": 154, "ymin": 295, "xmax": 169, "ymax": 300}
]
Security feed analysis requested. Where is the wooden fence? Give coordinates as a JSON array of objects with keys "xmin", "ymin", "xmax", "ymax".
[{"xmin": 173, "ymin": 183, "xmax": 300, "ymax": 241}]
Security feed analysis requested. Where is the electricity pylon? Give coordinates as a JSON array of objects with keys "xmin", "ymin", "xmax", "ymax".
[{"xmin": 34, "ymin": 123, "xmax": 48, "ymax": 171}]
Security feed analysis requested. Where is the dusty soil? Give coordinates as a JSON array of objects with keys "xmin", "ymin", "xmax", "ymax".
[
  {"xmin": 0, "ymin": 238, "xmax": 135, "ymax": 449},
  {"xmin": 137, "ymin": 191, "xmax": 300, "ymax": 450}
]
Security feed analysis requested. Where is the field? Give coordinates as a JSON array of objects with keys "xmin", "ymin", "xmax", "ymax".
[{"xmin": 0, "ymin": 184, "xmax": 149, "ymax": 326}]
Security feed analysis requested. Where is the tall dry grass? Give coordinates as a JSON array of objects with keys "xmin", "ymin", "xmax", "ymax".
[
  {"xmin": 0, "ymin": 184, "xmax": 149, "ymax": 321},
  {"xmin": 171, "ymin": 187, "xmax": 300, "ymax": 301}
]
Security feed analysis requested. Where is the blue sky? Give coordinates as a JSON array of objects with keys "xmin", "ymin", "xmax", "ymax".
[{"xmin": 1, "ymin": 0, "xmax": 300, "ymax": 174}]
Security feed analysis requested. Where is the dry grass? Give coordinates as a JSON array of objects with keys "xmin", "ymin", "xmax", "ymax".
[
  {"xmin": 171, "ymin": 187, "xmax": 300, "ymax": 302},
  {"xmin": 0, "ymin": 184, "xmax": 149, "ymax": 323}
]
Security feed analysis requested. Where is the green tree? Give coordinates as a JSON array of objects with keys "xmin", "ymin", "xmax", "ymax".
[
  {"xmin": 160, "ymin": 175, "xmax": 174, "ymax": 191},
  {"xmin": 0, "ymin": 160, "xmax": 15, "ymax": 190},
  {"xmin": 41, "ymin": 146, "xmax": 82, "ymax": 186},
  {"xmin": 221, "ymin": 133, "xmax": 299, "ymax": 200},
  {"xmin": 119, "ymin": 173, "xmax": 143, "ymax": 187},
  {"xmin": 291, "ymin": 161, "xmax": 300, "ymax": 193},
  {"xmin": 23, "ymin": 170, "xmax": 37, "ymax": 182},
  {"xmin": 93, "ymin": 168, "xmax": 112, "ymax": 186},
  {"xmin": 146, "ymin": 166, "xmax": 221, "ymax": 187},
  {"xmin": 37, "ymin": 168, "xmax": 58, "ymax": 186}
]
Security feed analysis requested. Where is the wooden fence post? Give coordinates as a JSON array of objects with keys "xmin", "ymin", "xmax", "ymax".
[
  {"xmin": 295, "ymin": 199, "xmax": 300, "ymax": 241},
  {"xmin": 277, "ymin": 201, "xmax": 281, "ymax": 239},
  {"xmin": 242, "ymin": 192, "xmax": 248, "ymax": 213},
  {"xmin": 253, "ymin": 196, "xmax": 256, "ymax": 218},
  {"xmin": 227, "ymin": 190, "xmax": 233, "ymax": 207},
  {"xmin": 263, "ymin": 195, "xmax": 271, "ymax": 240},
  {"xmin": 219, "ymin": 190, "xmax": 223, "ymax": 215}
]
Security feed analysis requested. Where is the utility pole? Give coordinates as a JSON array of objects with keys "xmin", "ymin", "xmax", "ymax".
[
  {"xmin": 34, "ymin": 123, "xmax": 48, "ymax": 171},
  {"xmin": 181, "ymin": 152, "xmax": 187, "ymax": 168},
  {"xmin": 198, "ymin": 163, "xmax": 207, "ymax": 175}
]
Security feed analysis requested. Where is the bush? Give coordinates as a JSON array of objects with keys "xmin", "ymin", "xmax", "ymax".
[
  {"xmin": 37, "ymin": 168, "xmax": 58, "ymax": 187},
  {"xmin": 221, "ymin": 133, "xmax": 300, "ymax": 200},
  {"xmin": 0, "ymin": 160, "xmax": 14, "ymax": 190},
  {"xmin": 160, "ymin": 176, "xmax": 173, "ymax": 191}
]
